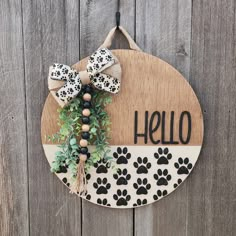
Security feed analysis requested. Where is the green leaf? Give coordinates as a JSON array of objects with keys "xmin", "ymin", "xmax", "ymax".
[{"xmin": 69, "ymin": 138, "xmax": 77, "ymax": 145}]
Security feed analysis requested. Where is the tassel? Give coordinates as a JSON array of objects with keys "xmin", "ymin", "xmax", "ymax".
[{"xmin": 71, "ymin": 154, "xmax": 87, "ymax": 194}]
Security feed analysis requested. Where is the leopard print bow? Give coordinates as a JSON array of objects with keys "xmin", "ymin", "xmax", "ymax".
[{"xmin": 48, "ymin": 48, "xmax": 121, "ymax": 107}]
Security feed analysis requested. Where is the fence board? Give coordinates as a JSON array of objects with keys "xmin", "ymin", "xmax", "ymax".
[
  {"xmin": 80, "ymin": 1, "xmax": 135, "ymax": 236},
  {"xmin": 135, "ymin": 1, "xmax": 192, "ymax": 235},
  {"xmin": 188, "ymin": 0, "xmax": 236, "ymax": 235},
  {"xmin": 22, "ymin": 1, "xmax": 81, "ymax": 235},
  {"xmin": 0, "ymin": 0, "xmax": 29, "ymax": 235}
]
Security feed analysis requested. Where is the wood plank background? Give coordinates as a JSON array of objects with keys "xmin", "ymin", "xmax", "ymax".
[{"xmin": 0, "ymin": 0, "xmax": 235, "ymax": 235}]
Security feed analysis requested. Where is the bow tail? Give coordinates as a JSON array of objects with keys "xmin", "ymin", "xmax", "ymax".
[{"xmin": 92, "ymin": 73, "xmax": 120, "ymax": 94}]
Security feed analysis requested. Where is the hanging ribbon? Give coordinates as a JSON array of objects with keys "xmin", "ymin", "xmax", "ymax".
[{"xmin": 48, "ymin": 48, "xmax": 121, "ymax": 107}]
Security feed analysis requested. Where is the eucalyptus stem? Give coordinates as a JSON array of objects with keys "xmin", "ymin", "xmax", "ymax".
[{"xmin": 48, "ymin": 88, "xmax": 112, "ymax": 180}]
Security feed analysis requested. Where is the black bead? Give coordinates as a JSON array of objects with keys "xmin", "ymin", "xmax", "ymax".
[
  {"xmin": 83, "ymin": 101, "xmax": 91, "ymax": 109},
  {"xmin": 82, "ymin": 116, "xmax": 90, "ymax": 124},
  {"xmin": 84, "ymin": 85, "xmax": 93, "ymax": 93},
  {"xmin": 82, "ymin": 132, "xmax": 90, "ymax": 140},
  {"xmin": 81, "ymin": 147, "xmax": 88, "ymax": 154}
]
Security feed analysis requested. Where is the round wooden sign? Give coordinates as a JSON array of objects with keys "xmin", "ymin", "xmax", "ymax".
[{"xmin": 41, "ymin": 50, "xmax": 203, "ymax": 208}]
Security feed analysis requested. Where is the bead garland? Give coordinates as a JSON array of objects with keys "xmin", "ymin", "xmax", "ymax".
[
  {"xmin": 75, "ymin": 85, "xmax": 93, "ymax": 194},
  {"xmin": 80, "ymin": 85, "xmax": 92, "ymax": 162}
]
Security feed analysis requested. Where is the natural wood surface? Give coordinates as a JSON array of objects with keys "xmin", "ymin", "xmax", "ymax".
[
  {"xmin": 0, "ymin": 0, "xmax": 236, "ymax": 236},
  {"xmin": 22, "ymin": 1, "xmax": 81, "ymax": 235},
  {"xmin": 0, "ymin": 1, "xmax": 29, "ymax": 235},
  {"xmin": 42, "ymin": 50, "xmax": 203, "ymax": 146}
]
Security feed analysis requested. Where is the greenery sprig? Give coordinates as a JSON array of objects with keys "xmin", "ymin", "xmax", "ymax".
[{"xmin": 47, "ymin": 88, "xmax": 113, "ymax": 180}]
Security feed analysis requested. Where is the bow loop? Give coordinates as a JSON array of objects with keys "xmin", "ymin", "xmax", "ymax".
[
  {"xmin": 50, "ymin": 63, "xmax": 77, "ymax": 81},
  {"xmin": 48, "ymin": 48, "xmax": 121, "ymax": 107},
  {"xmin": 87, "ymin": 48, "xmax": 115, "ymax": 76}
]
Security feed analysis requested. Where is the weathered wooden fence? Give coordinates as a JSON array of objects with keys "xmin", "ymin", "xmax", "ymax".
[{"xmin": 0, "ymin": 0, "xmax": 235, "ymax": 235}]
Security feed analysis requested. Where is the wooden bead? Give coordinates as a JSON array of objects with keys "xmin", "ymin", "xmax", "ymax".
[
  {"xmin": 80, "ymin": 139, "xmax": 88, "ymax": 147},
  {"xmin": 82, "ymin": 124, "xmax": 90, "ymax": 132},
  {"xmin": 82, "ymin": 109, "xmax": 90, "ymax": 116},
  {"xmin": 79, "ymin": 154, "xmax": 87, "ymax": 162},
  {"xmin": 83, "ymin": 93, "xmax": 91, "ymax": 101}
]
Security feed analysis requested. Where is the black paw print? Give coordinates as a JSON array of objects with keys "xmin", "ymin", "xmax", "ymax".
[
  {"xmin": 133, "ymin": 199, "xmax": 147, "ymax": 207},
  {"xmin": 89, "ymin": 56, "xmax": 94, "ymax": 63},
  {"xmin": 113, "ymin": 147, "xmax": 131, "ymax": 164},
  {"xmin": 153, "ymin": 190, "xmax": 168, "ymax": 200},
  {"xmin": 67, "ymin": 88, "xmax": 74, "ymax": 95},
  {"xmin": 94, "ymin": 158, "xmax": 110, "ymax": 174},
  {"xmin": 86, "ymin": 194, "xmax": 91, "ymax": 200},
  {"xmin": 97, "ymin": 56, "xmax": 104, "ymax": 63},
  {"xmin": 113, "ymin": 190, "xmax": 131, "ymax": 206},
  {"xmin": 113, "ymin": 78, "xmax": 119, "ymax": 85},
  {"xmin": 62, "ymin": 177, "xmax": 70, "ymax": 187},
  {"xmin": 80, "ymin": 191, "xmax": 91, "ymax": 200},
  {"xmin": 98, "ymin": 75, "xmax": 105, "ymax": 82},
  {"xmin": 93, "ymin": 63, "xmax": 100, "ymax": 70},
  {"xmin": 154, "ymin": 147, "xmax": 172, "ymax": 164},
  {"xmin": 74, "ymin": 84, "xmax": 81, "ymax": 91},
  {"xmin": 68, "ymin": 72, "xmax": 74, "ymax": 78},
  {"xmin": 62, "ymin": 67, "xmax": 69, "ymax": 74},
  {"xmin": 173, "ymin": 178, "xmax": 182, "ymax": 188},
  {"xmin": 105, "ymin": 54, "xmax": 112, "ymax": 61},
  {"xmin": 133, "ymin": 157, "xmax": 151, "ymax": 174},
  {"xmin": 55, "ymin": 163, "xmax": 68, "ymax": 174},
  {"xmin": 96, "ymin": 83, "xmax": 103, "ymax": 89},
  {"xmin": 109, "ymin": 85, "xmax": 116, "ymax": 93},
  {"xmin": 97, "ymin": 198, "xmax": 110, "ymax": 206},
  {"xmin": 57, "ymin": 64, "xmax": 63, "ymax": 69},
  {"xmin": 93, "ymin": 178, "xmax": 111, "ymax": 194},
  {"xmin": 59, "ymin": 90, "xmax": 67, "ymax": 97},
  {"xmin": 174, "ymin": 158, "xmax": 193, "ymax": 175},
  {"xmin": 104, "ymin": 81, "xmax": 110, "ymax": 87},
  {"xmin": 133, "ymin": 178, "xmax": 151, "ymax": 195},
  {"xmin": 113, "ymin": 168, "xmax": 131, "ymax": 185},
  {"xmin": 68, "ymin": 78, "xmax": 76, "ymax": 85},
  {"xmin": 100, "ymin": 49, "xmax": 107, "ymax": 55},
  {"xmin": 154, "ymin": 169, "xmax": 171, "ymax": 186},
  {"xmin": 77, "ymin": 190, "xmax": 90, "ymax": 199}
]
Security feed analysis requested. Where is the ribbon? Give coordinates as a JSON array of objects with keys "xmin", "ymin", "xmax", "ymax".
[{"xmin": 48, "ymin": 48, "xmax": 121, "ymax": 107}]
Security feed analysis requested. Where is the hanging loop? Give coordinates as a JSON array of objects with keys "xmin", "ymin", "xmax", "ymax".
[
  {"xmin": 116, "ymin": 12, "xmax": 120, "ymax": 28},
  {"xmin": 98, "ymin": 26, "xmax": 142, "ymax": 51},
  {"xmin": 116, "ymin": 0, "xmax": 120, "ymax": 28}
]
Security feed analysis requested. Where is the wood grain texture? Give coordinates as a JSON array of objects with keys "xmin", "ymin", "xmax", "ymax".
[
  {"xmin": 135, "ymin": 1, "xmax": 192, "ymax": 236},
  {"xmin": 42, "ymin": 50, "xmax": 203, "ymax": 146},
  {"xmin": 188, "ymin": 0, "xmax": 236, "ymax": 235},
  {"xmin": 0, "ymin": 0, "xmax": 29, "ymax": 235},
  {"xmin": 0, "ymin": 0, "xmax": 236, "ymax": 235},
  {"xmin": 80, "ymin": 1, "xmax": 135, "ymax": 236},
  {"xmin": 136, "ymin": 0, "xmax": 191, "ymax": 80},
  {"xmin": 22, "ymin": 1, "xmax": 81, "ymax": 235}
]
